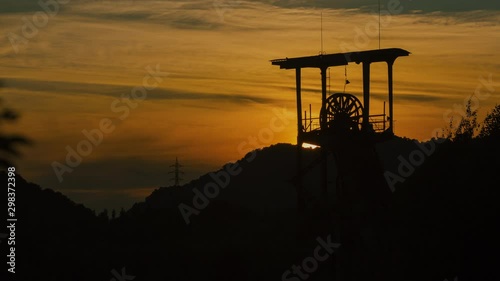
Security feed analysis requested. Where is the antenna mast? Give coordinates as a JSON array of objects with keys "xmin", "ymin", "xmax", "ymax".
[
  {"xmin": 169, "ymin": 157, "xmax": 184, "ymax": 186},
  {"xmin": 378, "ymin": 0, "xmax": 381, "ymax": 49},
  {"xmin": 320, "ymin": 12, "xmax": 324, "ymax": 54}
]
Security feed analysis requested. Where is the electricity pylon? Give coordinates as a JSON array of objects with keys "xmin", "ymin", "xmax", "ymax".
[{"xmin": 169, "ymin": 157, "xmax": 184, "ymax": 186}]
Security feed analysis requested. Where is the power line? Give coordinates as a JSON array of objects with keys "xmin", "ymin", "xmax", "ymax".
[{"xmin": 169, "ymin": 157, "xmax": 184, "ymax": 186}]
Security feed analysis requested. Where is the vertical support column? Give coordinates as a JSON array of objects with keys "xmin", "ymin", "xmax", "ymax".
[
  {"xmin": 296, "ymin": 68, "xmax": 303, "ymax": 134},
  {"xmin": 362, "ymin": 62, "xmax": 371, "ymax": 130},
  {"xmin": 387, "ymin": 60, "xmax": 394, "ymax": 134},
  {"xmin": 295, "ymin": 68, "xmax": 304, "ymax": 212},
  {"xmin": 321, "ymin": 148, "xmax": 328, "ymax": 203},
  {"xmin": 309, "ymin": 104, "xmax": 312, "ymax": 131},
  {"xmin": 383, "ymin": 101, "xmax": 386, "ymax": 131},
  {"xmin": 321, "ymin": 66, "xmax": 328, "ymax": 129},
  {"xmin": 320, "ymin": 66, "xmax": 328, "ymax": 203}
]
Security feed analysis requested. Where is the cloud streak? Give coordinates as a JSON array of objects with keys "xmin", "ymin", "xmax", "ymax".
[
  {"xmin": 260, "ymin": 0, "xmax": 500, "ymax": 13},
  {"xmin": 2, "ymin": 78, "xmax": 278, "ymax": 105}
]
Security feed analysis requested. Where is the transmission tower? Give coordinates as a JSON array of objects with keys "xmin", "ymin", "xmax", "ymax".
[{"xmin": 169, "ymin": 157, "xmax": 184, "ymax": 186}]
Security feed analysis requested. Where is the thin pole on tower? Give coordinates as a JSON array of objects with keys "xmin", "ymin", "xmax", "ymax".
[
  {"xmin": 321, "ymin": 12, "xmax": 324, "ymax": 54},
  {"xmin": 378, "ymin": 0, "xmax": 381, "ymax": 49}
]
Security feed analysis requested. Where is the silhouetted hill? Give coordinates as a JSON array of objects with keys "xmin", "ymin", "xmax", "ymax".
[
  {"xmin": 0, "ymin": 171, "xmax": 109, "ymax": 281},
  {"xmin": 4, "ymin": 135, "xmax": 499, "ymax": 281},
  {"xmin": 133, "ymin": 137, "xmax": 427, "ymax": 217}
]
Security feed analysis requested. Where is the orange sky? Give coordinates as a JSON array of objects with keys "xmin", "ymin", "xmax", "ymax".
[{"xmin": 0, "ymin": 0, "xmax": 498, "ymax": 211}]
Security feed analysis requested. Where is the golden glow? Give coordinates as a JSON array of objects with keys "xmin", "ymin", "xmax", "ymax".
[
  {"xmin": 0, "ymin": 1, "xmax": 498, "ymax": 209},
  {"xmin": 302, "ymin": 143, "xmax": 320, "ymax": 149}
]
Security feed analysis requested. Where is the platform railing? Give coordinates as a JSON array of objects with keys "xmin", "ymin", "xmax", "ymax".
[
  {"xmin": 368, "ymin": 114, "xmax": 388, "ymax": 132},
  {"xmin": 301, "ymin": 114, "xmax": 388, "ymax": 133},
  {"xmin": 302, "ymin": 116, "xmax": 321, "ymax": 132}
]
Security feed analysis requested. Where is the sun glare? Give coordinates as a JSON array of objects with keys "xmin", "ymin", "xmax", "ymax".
[{"xmin": 302, "ymin": 143, "xmax": 319, "ymax": 149}]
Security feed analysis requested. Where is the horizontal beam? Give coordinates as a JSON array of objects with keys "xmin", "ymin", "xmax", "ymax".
[{"xmin": 271, "ymin": 48, "xmax": 410, "ymax": 69}]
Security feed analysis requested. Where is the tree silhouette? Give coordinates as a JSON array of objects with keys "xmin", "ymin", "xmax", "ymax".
[
  {"xmin": 0, "ymin": 80, "xmax": 31, "ymax": 168},
  {"xmin": 119, "ymin": 207, "xmax": 126, "ymax": 218},
  {"xmin": 98, "ymin": 208, "xmax": 109, "ymax": 221},
  {"xmin": 479, "ymin": 104, "xmax": 500, "ymax": 140},
  {"xmin": 446, "ymin": 97, "xmax": 479, "ymax": 142}
]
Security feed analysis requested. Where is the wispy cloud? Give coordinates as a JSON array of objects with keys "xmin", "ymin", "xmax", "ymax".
[
  {"xmin": 2, "ymin": 78, "xmax": 277, "ymax": 104},
  {"xmin": 256, "ymin": 0, "xmax": 500, "ymax": 13}
]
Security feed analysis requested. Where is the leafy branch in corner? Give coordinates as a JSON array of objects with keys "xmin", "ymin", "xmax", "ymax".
[{"xmin": 0, "ymin": 80, "xmax": 31, "ymax": 168}]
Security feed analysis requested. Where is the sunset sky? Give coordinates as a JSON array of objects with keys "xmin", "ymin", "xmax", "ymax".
[{"xmin": 1, "ymin": 0, "xmax": 499, "ymax": 211}]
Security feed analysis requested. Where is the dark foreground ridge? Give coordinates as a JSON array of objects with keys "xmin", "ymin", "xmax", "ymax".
[{"xmin": 2, "ymin": 136, "xmax": 500, "ymax": 281}]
